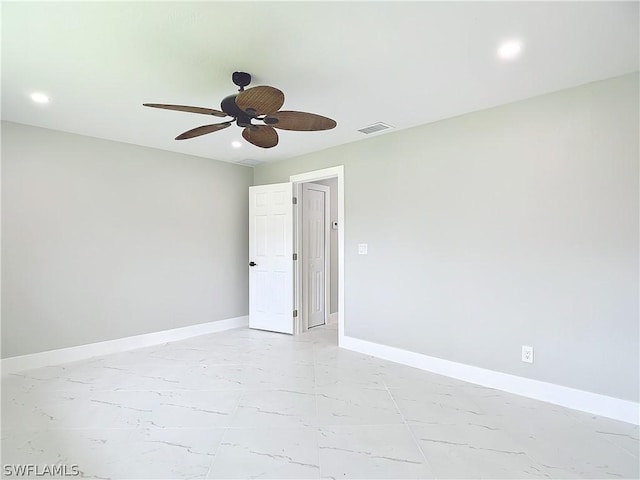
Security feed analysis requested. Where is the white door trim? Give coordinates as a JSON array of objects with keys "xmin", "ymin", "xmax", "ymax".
[{"xmin": 290, "ymin": 166, "xmax": 345, "ymax": 341}]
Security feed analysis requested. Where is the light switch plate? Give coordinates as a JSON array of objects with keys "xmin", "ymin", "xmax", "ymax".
[{"xmin": 358, "ymin": 243, "xmax": 368, "ymax": 255}]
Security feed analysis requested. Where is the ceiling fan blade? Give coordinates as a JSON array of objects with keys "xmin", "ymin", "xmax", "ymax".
[
  {"xmin": 242, "ymin": 125, "xmax": 279, "ymax": 148},
  {"xmin": 175, "ymin": 122, "xmax": 231, "ymax": 140},
  {"xmin": 235, "ymin": 86, "xmax": 285, "ymax": 116},
  {"xmin": 264, "ymin": 111, "xmax": 337, "ymax": 131},
  {"xmin": 143, "ymin": 103, "xmax": 228, "ymax": 117}
]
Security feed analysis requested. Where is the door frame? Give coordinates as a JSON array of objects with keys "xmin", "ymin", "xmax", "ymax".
[
  {"xmin": 290, "ymin": 165, "xmax": 345, "ymax": 342},
  {"xmin": 301, "ymin": 183, "xmax": 331, "ymax": 330}
]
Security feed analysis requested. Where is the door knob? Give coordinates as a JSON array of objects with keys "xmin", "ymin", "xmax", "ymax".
[{"xmin": 249, "ymin": 262, "xmax": 257, "ymax": 267}]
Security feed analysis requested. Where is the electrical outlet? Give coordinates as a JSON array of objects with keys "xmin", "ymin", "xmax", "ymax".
[
  {"xmin": 358, "ymin": 243, "xmax": 368, "ymax": 255},
  {"xmin": 521, "ymin": 345, "xmax": 534, "ymax": 364}
]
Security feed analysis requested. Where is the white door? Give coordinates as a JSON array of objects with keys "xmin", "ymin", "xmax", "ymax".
[
  {"xmin": 249, "ymin": 183, "xmax": 294, "ymax": 334},
  {"xmin": 302, "ymin": 183, "xmax": 329, "ymax": 328}
]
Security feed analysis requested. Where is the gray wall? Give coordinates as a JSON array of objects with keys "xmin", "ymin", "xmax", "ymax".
[
  {"xmin": 315, "ymin": 178, "xmax": 338, "ymax": 314},
  {"xmin": 1, "ymin": 122, "xmax": 253, "ymax": 358},
  {"xmin": 254, "ymin": 73, "xmax": 639, "ymax": 402}
]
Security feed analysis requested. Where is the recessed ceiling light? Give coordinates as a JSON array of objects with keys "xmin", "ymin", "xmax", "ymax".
[
  {"xmin": 231, "ymin": 141, "xmax": 242, "ymax": 149},
  {"xmin": 497, "ymin": 40, "xmax": 523, "ymax": 61},
  {"xmin": 30, "ymin": 92, "xmax": 50, "ymax": 104}
]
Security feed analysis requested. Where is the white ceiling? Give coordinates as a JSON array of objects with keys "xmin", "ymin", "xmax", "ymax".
[{"xmin": 2, "ymin": 1, "xmax": 638, "ymax": 165}]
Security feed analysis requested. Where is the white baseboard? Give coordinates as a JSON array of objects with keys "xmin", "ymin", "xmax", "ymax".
[
  {"xmin": 328, "ymin": 313, "xmax": 338, "ymax": 325},
  {"xmin": 2, "ymin": 316, "xmax": 249, "ymax": 374},
  {"xmin": 339, "ymin": 334, "xmax": 639, "ymax": 425}
]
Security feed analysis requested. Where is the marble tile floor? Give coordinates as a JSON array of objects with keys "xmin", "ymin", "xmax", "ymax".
[{"xmin": 1, "ymin": 324, "xmax": 638, "ymax": 479}]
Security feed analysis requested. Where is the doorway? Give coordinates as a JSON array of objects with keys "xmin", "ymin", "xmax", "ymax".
[
  {"xmin": 247, "ymin": 166, "xmax": 344, "ymax": 340},
  {"xmin": 291, "ymin": 166, "xmax": 344, "ymax": 338}
]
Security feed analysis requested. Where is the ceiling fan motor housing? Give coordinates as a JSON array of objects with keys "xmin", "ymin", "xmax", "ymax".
[{"xmin": 221, "ymin": 94, "xmax": 254, "ymax": 127}]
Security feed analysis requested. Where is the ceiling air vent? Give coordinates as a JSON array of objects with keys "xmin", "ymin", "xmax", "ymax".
[
  {"xmin": 357, "ymin": 122, "xmax": 393, "ymax": 135},
  {"xmin": 236, "ymin": 158, "xmax": 263, "ymax": 167}
]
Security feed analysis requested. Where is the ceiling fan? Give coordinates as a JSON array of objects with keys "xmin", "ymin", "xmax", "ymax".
[{"xmin": 143, "ymin": 72, "xmax": 337, "ymax": 149}]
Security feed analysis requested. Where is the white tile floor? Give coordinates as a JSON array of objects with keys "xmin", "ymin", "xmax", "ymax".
[{"xmin": 2, "ymin": 324, "xmax": 638, "ymax": 479}]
